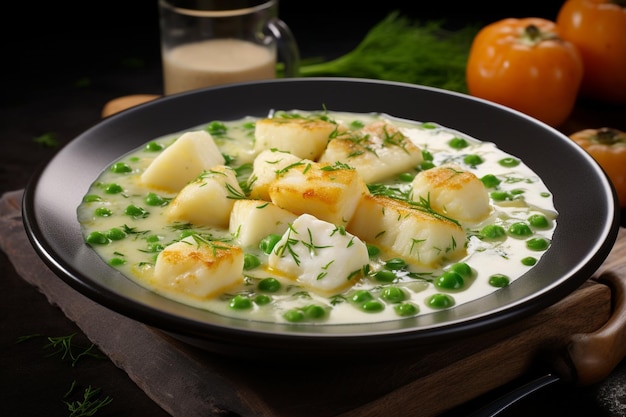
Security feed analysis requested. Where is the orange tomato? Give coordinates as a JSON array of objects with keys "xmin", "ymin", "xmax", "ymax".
[
  {"xmin": 466, "ymin": 18, "xmax": 583, "ymax": 127},
  {"xmin": 556, "ymin": 0, "xmax": 626, "ymax": 105},
  {"xmin": 569, "ymin": 127, "xmax": 626, "ymax": 208}
]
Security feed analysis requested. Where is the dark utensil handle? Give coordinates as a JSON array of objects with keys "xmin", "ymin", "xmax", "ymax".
[{"xmin": 467, "ymin": 373, "xmax": 561, "ymax": 417}]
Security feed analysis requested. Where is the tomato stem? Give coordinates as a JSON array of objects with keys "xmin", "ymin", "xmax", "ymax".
[
  {"xmin": 523, "ymin": 24, "xmax": 558, "ymax": 44},
  {"xmin": 594, "ymin": 128, "xmax": 624, "ymax": 145},
  {"xmin": 525, "ymin": 25, "xmax": 541, "ymax": 41},
  {"xmin": 611, "ymin": 0, "xmax": 626, "ymax": 8}
]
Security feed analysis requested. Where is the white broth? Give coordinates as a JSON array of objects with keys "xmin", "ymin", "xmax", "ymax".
[{"xmin": 77, "ymin": 110, "xmax": 557, "ymax": 325}]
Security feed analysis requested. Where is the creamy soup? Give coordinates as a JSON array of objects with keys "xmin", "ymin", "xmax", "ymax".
[{"xmin": 77, "ymin": 110, "xmax": 557, "ymax": 325}]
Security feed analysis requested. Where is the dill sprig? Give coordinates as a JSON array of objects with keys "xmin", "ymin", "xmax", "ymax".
[
  {"xmin": 64, "ymin": 381, "xmax": 113, "ymax": 417},
  {"xmin": 17, "ymin": 333, "xmax": 106, "ymax": 367},
  {"xmin": 296, "ymin": 12, "xmax": 478, "ymax": 93}
]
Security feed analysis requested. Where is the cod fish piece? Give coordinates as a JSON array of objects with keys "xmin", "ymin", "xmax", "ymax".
[
  {"xmin": 248, "ymin": 149, "xmax": 302, "ymax": 201},
  {"xmin": 140, "ymin": 130, "xmax": 225, "ymax": 192},
  {"xmin": 268, "ymin": 160, "xmax": 369, "ymax": 227},
  {"xmin": 229, "ymin": 199, "xmax": 298, "ymax": 247},
  {"xmin": 348, "ymin": 194, "xmax": 467, "ymax": 268},
  {"xmin": 319, "ymin": 120, "xmax": 423, "ymax": 183},
  {"xmin": 152, "ymin": 235, "xmax": 244, "ymax": 300},
  {"xmin": 254, "ymin": 116, "xmax": 336, "ymax": 160},
  {"xmin": 411, "ymin": 164, "xmax": 491, "ymax": 222},
  {"xmin": 268, "ymin": 213, "xmax": 369, "ymax": 294},
  {"xmin": 167, "ymin": 165, "xmax": 244, "ymax": 228}
]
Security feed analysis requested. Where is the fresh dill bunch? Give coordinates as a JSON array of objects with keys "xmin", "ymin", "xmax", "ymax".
[{"xmin": 297, "ymin": 11, "xmax": 478, "ymax": 93}]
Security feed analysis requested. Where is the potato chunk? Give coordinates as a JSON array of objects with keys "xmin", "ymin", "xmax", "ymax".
[
  {"xmin": 254, "ymin": 116, "xmax": 336, "ymax": 160},
  {"xmin": 152, "ymin": 236, "xmax": 244, "ymax": 300},
  {"xmin": 140, "ymin": 130, "xmax": 225, "ymax": 192},
  {"xmin": 318, "ymin": 120, "xmax": 423, "ymax": 183},
  {"xmin": 166, "ymin": 165, "xmax": 244, "ymax": 228},
  {"xmin": 268, "ymin": 160, "xmax": 369, "ymax": 227},
  {"xmin": 229, "ymin": 199, "xmax": 298, "ymax": 247},
  {"xmin": 347, "ymin": 195, "xmax": 466, "ymax": 267},
  {"xmin": 268, "ymin": 213, "xmax": 369, "ymax": 294},
  {"xmin": 248, "ymin": 149, "xmax": 302, "ymax": 201},
  {"xmin": 411, "ymin": 165, "xmax": 491, "ymax": 222}
]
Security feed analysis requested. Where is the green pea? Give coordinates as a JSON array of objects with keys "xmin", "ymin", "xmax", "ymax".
[
  {"xmin": 521, "ymin": 256, "xmax": 537, "ymax": 266},
  {"xmin": 259, "ymin": 233, "xmax": 282, "ymax": 254},
  {"xmin": 499, "ymin": 157, "xmax": 520, "ymax": 167},
  {"xmin": 243, "ymin": 253, "xmax": 261, "ymax": 270},
  {"xmin": 374, "ymin": 269, "xmax": 396, "ymax": 283},
  {"xmin": 258, "ymin": 277, "xmax": 281, "ymax": 292},
  {"xmin": 419, "ymin": 161, "xmax": 436, "ymax": 171},
  {"xmin": 360, "ymin": 300, "xmax": 385, "ymax": 312},
  {"xmin": 104, "ymin": 183, "xmax": 123, "ymax": 194},
  {"xmin": 283, "ymin": 309, "xmax": 305, "ymax": 322},
  {"xmin": 94, "ymin": 207, "xmax": 112, "ymax": 217},
  {"xmin": 421, "ymin": 122, "xmax": 438, "ymax": 129},
  {"xmin": 106, "ymin": 227, "xmax": 126, "ymax": 241},
  {"xmin": 109, "ymin": 257, "xmax": 126, "ymax": 266},
  {"xmin": 527, "ymin": 237, "xmax": 550, "ymax": 251},
  {"xmin": 125, "ymin": 205, "xmax": 148, "ymax": 218},
  {"xmin": 397, "ymin": 172, "xmax": 415, "ymax": 182},
  {"xmin": 350, "ymin": 120, "xmax": 365, "ymax": 129},
  {"xmin": 381, "ymin": 287, "xmax": 406, "ymax": 303},
  {"xmin": 145, "ymin": 141, "xmax": 164, "ymax": 152},
  {"xmin": 366, "ymin": 244, "xmax": 380, "ymax": 258},
  {"xmin": 427, "ymin": 293, "xmax": 455, "ymax": 309},
  {"xmin": 83, "ymin": 194, "xmax": 102, "ymax": 203},
  {"xmin": 481, "ymin": 174, "xmax": 501, "ymax": 188},
  {"xmin": 463, "ymin": 154, "xmax": 483, "ymax": 166},
  {"xmin": 351, "ymin": 290, "xmax": 374, "ymax": 303},
  {"xmin": 481, "ymin": 224, "xmax": 506, "ymax": 239},
  {"xmin": 450, "ymin": 262, "xmax": 472, "ymax": 278},
  {"xmin": 86, "ymin": 231, "xmax": 109, "ymax": 245},
  {"xmin": 303, "ymin": 304, "xmax": 326, "ymax": 319},
  {"xmin": 385, "ymin": 258, "xmax": 407, "ymax": 270},
  {"xmin": 254, "ymin": 294, "xmax": 272, "ymax": 305},
  {"xmin": 394, "ymin": 302, "xmax": 419, "ymax": 317},
  {"xmin": 490, "ymin": 191, "xmax": 511, "ymax": 201},
  {"xmin": 110, "ymin": 162, "xmax": 132, "ymax": 173},
  {"xmin": 146, "ymin": 234, "xmax": 160, "ymax": 243},
  {"xmin": 145, "ymin": 192, "xmax": 167, "ymax": 206},
  {"xmin": 528, "ymin": 214, "xmax": 549, "ymax": 228},
  {"xmin": 435, "ymin": 271, "xmax": 465, "ymax": 290},
  {"xmin": 229, "ymin": 294, "xmax": 253, "ymax": 310},
  {"xmin": 449, "ymin": 137, "xmax": 469, "ymax": 149},
  {"xmin": 422, "ymin": 149, "xmax": 434, "ymax": 161},
  {"xmin": 489, "ymin": 274, "xmax": 510, "ymax": 287},
  {"xmin": 205, "ymin": 121, "xmax": 228, "ymax": 136},
  {"xmin": 508, "ymin": 222, "xmax": 533, "ymax": 236}
]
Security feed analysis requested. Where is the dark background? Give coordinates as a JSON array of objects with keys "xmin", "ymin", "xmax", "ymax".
[{"xmin": 3, "ymin": 1, "xmax": 625, "ymax": 416}]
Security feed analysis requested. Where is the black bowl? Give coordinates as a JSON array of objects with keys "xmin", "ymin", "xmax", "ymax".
[{"xmin": 22, "ymin": 78, "xmax": 620, "ymax": 358}]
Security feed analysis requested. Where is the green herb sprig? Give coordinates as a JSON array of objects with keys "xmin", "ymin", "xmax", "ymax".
[
  {"xmin": 17, "ymin": 333, "xmax": 106, "ymax": 367},
  {"xmin": 293, "ymin": 12, "xmax": 478, "ymax": 93},
  {"xmin": 64, "ymin": 381, "xmax": 113, "ymax": 417}
]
